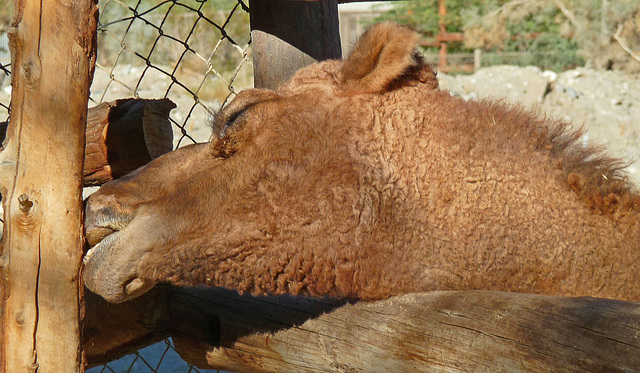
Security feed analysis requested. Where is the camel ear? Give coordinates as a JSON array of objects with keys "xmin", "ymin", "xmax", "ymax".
[{"xmin": 340, "ymin": 22, "xmax": 422, "ymax": 93}]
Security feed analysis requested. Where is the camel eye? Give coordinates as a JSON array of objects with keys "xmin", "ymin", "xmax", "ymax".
[
  {"xmin": 219, "ymin": 103, "xmax": 256, "ymax": 137},
  {"xmin": 224, "ymin": 108, "xmax": 246, "ymax": 130}
]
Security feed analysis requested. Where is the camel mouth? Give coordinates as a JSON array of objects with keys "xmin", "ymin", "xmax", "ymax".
[
  {"xmin": 83, "ymin": 229, "xmax": 119, "ymax": 266},
  {"xmin": 83, "ymin": 226, "xmax": 157, "ymax": 303},
  {"xmin": 123, "ymin": 277, "xmax": 155, "ymax": 297},
  {"xmin": 85, "ymin": 209, "xmax": 134, "ymax": 246},
  {"xmin": 83, "ymin": 197, "xmax": 157, "ymax": 303},
  {"xmin": 83, "ymin": 206, "xmax": 131, "ymax": 275}
]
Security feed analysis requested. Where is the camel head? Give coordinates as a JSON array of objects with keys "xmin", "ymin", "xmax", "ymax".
[{"xmin": 83, "ymin": 23, "xmax": 435, "ymax": 303}]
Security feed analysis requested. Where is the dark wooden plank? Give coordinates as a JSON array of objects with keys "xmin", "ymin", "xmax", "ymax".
[
  {"xmin": 84, "ymin": 98, "xmax": 174, "ymax": 186},
  {"xmin": 250, "ymin": 0, "xmax": 341, "ymax": 89}
]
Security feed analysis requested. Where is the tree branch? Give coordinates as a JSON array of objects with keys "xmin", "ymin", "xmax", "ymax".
[
  {"xmin": 613, "ymin": 24, "xmax": 640, "ymax": 63},
  {"xmin": 553, "ymin": 0, "xmax": 577, "ymax": 27}
]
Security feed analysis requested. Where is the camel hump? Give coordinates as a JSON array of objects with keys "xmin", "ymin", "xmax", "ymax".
[{"xmin": 340, "ymin": 22, "xmax": 433, "ymax": 93}]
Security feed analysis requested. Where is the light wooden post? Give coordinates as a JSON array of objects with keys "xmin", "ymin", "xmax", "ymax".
[
  {"xmin": 249, "ymin": 0, "xmax": 341, "ymax": 89},
  {"xmin": 474, "ymin": 48, "xmax": 482, "ymax": 71},
  {"xmin": 0, "ymin": 1, "xmax": 97, "ymax": 372}
]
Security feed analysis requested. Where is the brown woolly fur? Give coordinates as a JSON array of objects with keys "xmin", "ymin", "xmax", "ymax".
[
  {"xmin": 465, "ymin": 99, "xmax": 639, "ymax": 218},
  {"xmin": 84, "ymin": 23, "xmax": 640, "ymax": 305},
  {"xmin": 340, "ymin": 22, "xmax": 423, "ymax": 93}
]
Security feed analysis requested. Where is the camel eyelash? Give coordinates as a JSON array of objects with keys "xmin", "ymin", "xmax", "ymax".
[
  {"xmin": 219, "ymin": 102, "xmax": 258, "ymax": 137},
  {"xmin": 224, "ymin": 108, "xmax": 246, "ymax": 129}
]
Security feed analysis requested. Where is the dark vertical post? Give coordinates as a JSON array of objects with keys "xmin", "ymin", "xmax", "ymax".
[{"xmin": 249, "ymin": 0, "xmax": 342, "ymax": 89}]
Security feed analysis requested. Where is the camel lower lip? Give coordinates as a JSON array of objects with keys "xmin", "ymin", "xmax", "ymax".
[
  {"xmin": 83, "ymin": 247, "xmax": 95, "ymax": 265},
  {"xmin": 125, "ymin": 278, "xmax": 149, "ymax": 295},
  {"xmin": 84, "ymin": 231, "xmax": 120, "ymax": 266}
]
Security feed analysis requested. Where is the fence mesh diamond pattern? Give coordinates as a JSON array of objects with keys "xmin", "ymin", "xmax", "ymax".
[
  {"xmin": 89, "ymin": 338, "xmax": 217, "ymax": 373},
  {"xmin": 93, "ymin": 0, "xmax": 252, "ymax": 148}
]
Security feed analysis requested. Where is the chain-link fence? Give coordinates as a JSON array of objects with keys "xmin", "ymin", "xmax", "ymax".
[
  {"xmin": 88, "ymin": 338, "xmax": 215, "ymax": 373},
  {"xmin": 0, "ymin": 58, "xmax": 9, "ymax": 127},
  {"xmin": 90, "ymin": 0, "xmax": 251, "ymax": 371},
  {"xmin": 93, "ymin": 0, "xmax": 252, "ymax": 148}
]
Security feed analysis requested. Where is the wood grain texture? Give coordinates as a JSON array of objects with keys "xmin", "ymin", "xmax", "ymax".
[
  {"xmin": 1, "ymin": 98, "xmax": 175, "ymax": 187},
  {"xmin": 250, "ymin": 0, "xmax": 341, "ymax": 89},
  {"xmin": 175, "ymin": 289, "xmax": 640, "ymax": 372},
  {"xmin": 84, "ymin": 286, "xmax": 640, "ymax": 372},
  {"xmin": 0, "ymin": 1, "xmax": 98, "ymax": 372},
  {"xmin": 84, "ymin": 98, "xmax": 175, "ymax": 186}
]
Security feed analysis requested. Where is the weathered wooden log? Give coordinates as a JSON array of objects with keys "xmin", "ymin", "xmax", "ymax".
[
  {"xmin": 0, "ymin": 0, "xmax": 98, "ymax": 371},
  {"xmin": 84, "ymin": 286, "xmax": 640, "ymax": 372},
  {"xmin": 0, "ymin": 98, "xmax": 174, "ymax": 187},
  {"xmin": 250, "ymin": 0, "xmax": 341, "ymax": 89},
  {"xmin": 84, "ymin": 98, "xmax": 175, "ymax": 186},
  {"xmin": 84, "ymin": 288, "xmax": 171, "ymax": 366}
]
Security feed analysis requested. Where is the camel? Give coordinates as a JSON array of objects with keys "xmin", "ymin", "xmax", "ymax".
[{"xmin": 83, "ymin": 22, "xmax": 640, "ymax": 304}]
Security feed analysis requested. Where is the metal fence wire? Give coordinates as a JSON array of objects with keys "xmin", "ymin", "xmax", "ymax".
[
  {"xmin": 93, "ymin": 0, "xmax": 251, "ymax": 370},
  {"xmin": 93, "ymin": 0, "xmax": 252, "ymax": 148},
  {"xmin": 0, "ymin": 62, "xmax": 9, "ymax": 126},
  {"xmin": 88, "ymin": 338, "xmax": 216, "ymax": 373}
]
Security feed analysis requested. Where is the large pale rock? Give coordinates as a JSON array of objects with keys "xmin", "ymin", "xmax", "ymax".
[{"xmin": 438, "ymin": 65, "xmax": 551, "ymax": 107}]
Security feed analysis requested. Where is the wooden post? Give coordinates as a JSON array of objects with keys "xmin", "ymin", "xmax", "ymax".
[
  {"xmin": 249, "ymin": 0, "xmax": 341, "ymax": 89},
  {"xmin": 474, "ymin": 48, "xmax": 482, "ymax": 71},
  {"xmin": 0, "ymin": 0, "xmax": 97, "ymax": 372},
  {"xmin": 83, "ymin": 98, "xmax": 175, "ymax": 186}
]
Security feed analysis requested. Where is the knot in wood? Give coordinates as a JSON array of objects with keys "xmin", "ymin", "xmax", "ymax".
[
  {"xmin": 15, "ymin": 310, "xmax": 25, "ymax": 326},
  {"xmin": 18, "ymin": 193, "xmax": 33, "ymax": 213},
  {"xmin": 21, "ymin": 59, "xmax": 42, "ymax": 88}
]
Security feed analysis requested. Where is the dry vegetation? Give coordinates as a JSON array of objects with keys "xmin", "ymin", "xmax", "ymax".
[{"xmin": 462, "ymin": 0, "xmax": 640, "ymax": 72}]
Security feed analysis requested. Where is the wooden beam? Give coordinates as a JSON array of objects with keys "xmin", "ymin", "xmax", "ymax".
[
  {"xmin": 438, "ymin": 0, "xmax": 449, "ymax": 71},
  {"xmin": 0, "ymin": 1, "xmax": 97, "ymax": 372},
  {"xmin": 84, "ymin": 288, "xmax": 171, "ymax": 366},
  {"xmin": 173, "ymin": 290, "xmax": 640, "ymax": 372},
  {"xmin": 84, "ymin": 287, "xmax": 640, "ymax": 372},
  {"xmin": 0, "ymin": 98, "xmax": 175, "ymax": 187},
  {"xmin": 249, "ymin": 0, "xmax": 341, "ymax": 89},
  {"xmin": 84, "ymin": 98, "xmax": 175, "ymax": 186}
]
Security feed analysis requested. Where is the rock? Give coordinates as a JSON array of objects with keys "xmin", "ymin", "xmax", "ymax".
[
  {"xmin": 542, "ymin": 70, "xmax": 558, "ymax": 83},
  {"xmin": 564, "ymin": 86, "xmax": 580, "ymax": 99},
  {"xmin": 439, "ymin": 65, "xmax": 550, "ymax": 107}
]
